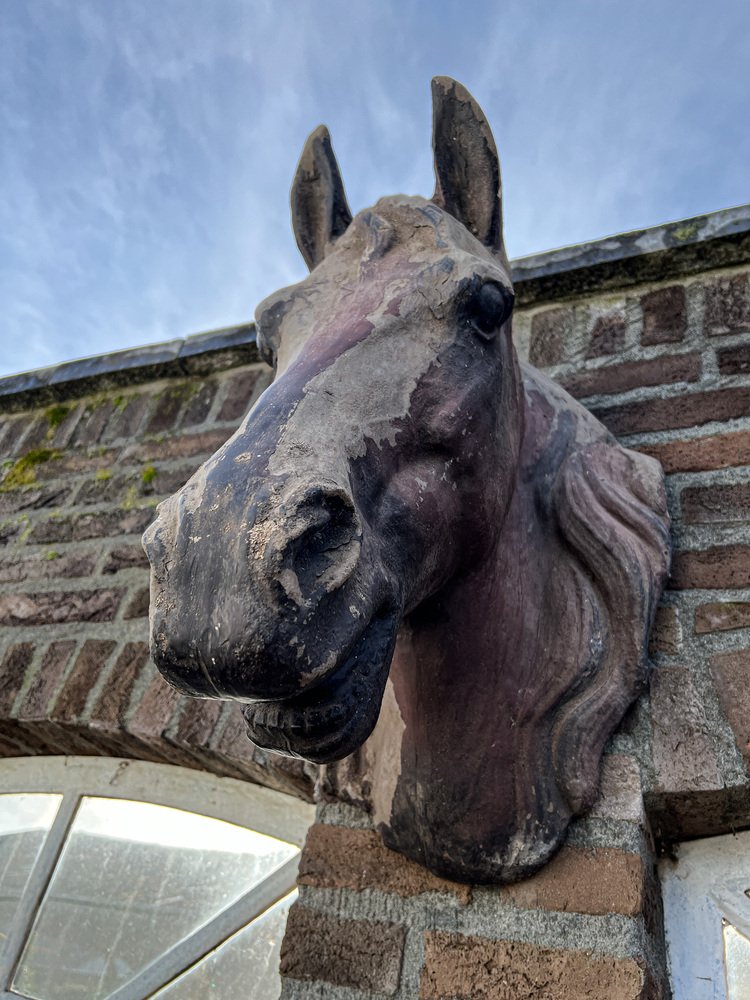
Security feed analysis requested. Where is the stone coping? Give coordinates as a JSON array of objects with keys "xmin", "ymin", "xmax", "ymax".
[{"xmin": 1, "ymin": 203, "xmax": 749, "ymax": 412}]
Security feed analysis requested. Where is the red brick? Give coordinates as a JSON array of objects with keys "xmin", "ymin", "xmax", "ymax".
[
  {"xmin": 0, "ymin": 589, "xmax": 123, "ymax": 626},
  {"xmin": 128, "ymin": 670, "xmax": 181, "ymax": 737},
  {"xmin": 420, "ymin": 931, "xmax": 650, "ymax": 1000},
  {"xmin": 31, "ymin": 449, "xmax": 118, "ymax": 481},
  {"xmin": 0, "ymin": 644, "xmax": 35, "ymax": 714},
  {"xmin": 172, "ymin": 697, "xmax": 224, "ymax": 747},
  {"xmin": 144, "ymin": 385, "xmax": 191, "ymax": 435},
  {"xmin": 124, "ymin": 586, "xmax": 150, "ymax": 619},
  {"xmin": 0, "ymin": 484, "xmax": 71, "ymax": 516},
  {"xmin": 560, "ymin": 352, "xmax": 700, "ymax": 399},
  {"xmin": 120, "ymin": 428, "xmax": 231, "ymax": 464},
  {"xmin": 671, "ymin": 546, "xmax": 750, "ymax": 590},
  {"xmin": 217, "ymin": 369, "xmax": 261, "ymax": 421},
  {"xmin": 717, "ymin": 343, "xmax": 750, "ymax": 376},
  {"xmin": 649, "ymin": 605, "xmax": 682, "ymax": 655},
  {"xmin": 641, "ymin": 285, "xmax": 686, "ymax": 345},
  {"xmin": 0, "ymin": 550, "xmax": 96, "ymax": 584},
  {"xmin": 695, "ymin": 602, "xmax": 750, "ymax": 634},
  {"xmin": 299, "ymin": 824, "xmax": 471, "ymax": 903},
  {"xmin": 709, "ymin": 649, "xmax": 750, "ymax": 765},
  {"xmin": 704, "ymin": 273, "xmax": 750, "ymax": 336},
  {"xmin": 528, "ymin": 307, "xmax": 573, "ymax": 367},
  {"xmin": 650, "ymin": 665, "xmax": 722, "ymax": 793},
  {"xmin": 50, "ymin": 640, "xmax": 117, "ymax": 722},
  {"xmin": 101, "ymin": 394, "xmax": 149, "ymax": 442},
  {"xmin": 182, "ymin": 381, "xmax": 217, "ymax": 426},
  {"xmin": 637, "ymin": 430, "xmax": 750, "ymax": 473},
  {"xmin": 71, "ymin": 399, "xmax": 117, "ymax": 447},
  {"xmin": 0, "ymin": 416, "xmax": 33, "ymax": 456},
  {"xmin": 30, "ymin": 507, "xmax": 154, "ymax": 545},
  {"xmin": 681, "ymin": 483, "xmax": 750, "ymax": 524},
  {"xmin": 281, "ymin": 904, "xmax": 404, "ymax": 995},
  {"xmin": 593, "ymin": 385, "xmax": 750, "ymax": 436},
  {"xmin": 16, "ymin": 641, "xmax": 76, "ymax": 720},
  {"xmin": 500, "ymin": 845, "xmax": 643, "ymax": 916},
  {"xmin": 91, "ymin": 642, "xmax": 151, "ymax": 728},
  {"xmin": 590, "ymin": 753, "xmax": 645, "ymax": 824},
  {"xmin": 102, "ymin": 544, "xmax": 150, "ymax": 574},
  {"xmin": 587, "ymin": 312, "xmax": 626, "ymax": 357}
]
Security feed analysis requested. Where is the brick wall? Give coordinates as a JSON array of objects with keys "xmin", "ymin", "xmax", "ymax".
[
  {"xmin": 280, "ymin": 219, "xmax": 750, "ymax": 999},
  {"xmin": 0, "ymin": 333, "xmax": 314, "ymax": 801},
  {"xmin": 1, "ymin": 208, "xmax": 749, "ymax": 999}
]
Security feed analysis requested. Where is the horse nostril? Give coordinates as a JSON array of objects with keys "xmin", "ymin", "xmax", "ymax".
[{"xmin": 280, "ymin": 488, "xmax": 362, "ymax": 602}]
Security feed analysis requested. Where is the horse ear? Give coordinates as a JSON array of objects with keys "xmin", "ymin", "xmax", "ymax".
[
  {"xmin": 291, "ymin": 125, "xmax": 353, "ymax": 271},
  {"xmin": 431, "ymin": 77, "xmax": 506, "ymax": 261}
]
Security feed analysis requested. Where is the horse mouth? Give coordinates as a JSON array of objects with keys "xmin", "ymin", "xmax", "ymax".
[{"xmin": 242, "ymin": 611, "xmax": 400, "ymax": 763}]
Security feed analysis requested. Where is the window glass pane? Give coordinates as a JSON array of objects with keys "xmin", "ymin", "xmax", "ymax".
[
  {"xmin": 724, "ymin": 922, "xmax": 750, "ymax": 1000},
  {"xmin": 13, "ymin": 796, "xmax": 298, "ymax": 1000},
  {"xmin": 0, "ymin": 794, "xmax": 61, "ymax": 948},
  {"xmin": 154, "ymin": 890, "xmax": 296, "ymax": 1000}
]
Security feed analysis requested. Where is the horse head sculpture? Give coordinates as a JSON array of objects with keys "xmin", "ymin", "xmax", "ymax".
[{"xmin": 143, "ymin": 78, "xmax": 670, "ymax": 883}]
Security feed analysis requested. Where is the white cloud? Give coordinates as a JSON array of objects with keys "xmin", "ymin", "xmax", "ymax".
[{"xmin": 0, "ymin": 0, "xmax": 748, "ymax": 376}]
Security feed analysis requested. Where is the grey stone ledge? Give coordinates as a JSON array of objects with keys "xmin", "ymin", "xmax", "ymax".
[
  {"xmin": 0, "ymin": 324, "xmax": 259, "ymax": 413},
  {"xmin": 2, "ymin": 203, "xmax": 749, "ymax": 411},
  {"xmin": 512, "ymin": 202, "xmax": 750, "ymax": 307}
]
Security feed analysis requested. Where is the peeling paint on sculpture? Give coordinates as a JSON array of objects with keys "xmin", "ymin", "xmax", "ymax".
[{"xmin": 143, "ymin": 78, "xmax": 670, "ymax": 884}]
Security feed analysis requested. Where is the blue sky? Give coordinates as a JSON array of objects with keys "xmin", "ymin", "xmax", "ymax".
[{"xmin": 1, "ymin": 0, "xmax": 748, "ymax": 377}]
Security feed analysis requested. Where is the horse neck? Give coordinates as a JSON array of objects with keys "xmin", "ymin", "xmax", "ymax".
[{"xmin": 362, "ymin": 374, "xmax": 577, "ymax": 847}]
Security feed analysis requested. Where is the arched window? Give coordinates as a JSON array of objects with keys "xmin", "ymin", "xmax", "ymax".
[
  {"xmin": 0, "ymin": 756, "xmax": 314, "ymax": 999},
  {"xmin": 660, "ymin": 829, "xmax": 750, "ymax": 1000}
]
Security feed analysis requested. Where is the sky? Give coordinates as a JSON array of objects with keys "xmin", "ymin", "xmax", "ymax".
[{"xmin": 0, "ymin": 0, "xmax": 748, "ymax": 378}]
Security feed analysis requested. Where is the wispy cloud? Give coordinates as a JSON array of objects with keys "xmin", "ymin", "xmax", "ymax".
[{"xmin": 0, "ymin": 0, "xmax": 748, "ymax": 376}]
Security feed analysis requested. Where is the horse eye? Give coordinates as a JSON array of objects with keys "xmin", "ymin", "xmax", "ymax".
[{"xmin": 466, "ymin": 281, "xmax": 514, "ymax": 341}]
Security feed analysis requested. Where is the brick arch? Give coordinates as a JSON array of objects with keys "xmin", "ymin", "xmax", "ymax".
[
  {"xmin": 0, "ymin": 637, "xmax": 315, "ymax": 801},
  {"xmin": 0, "ymin": 347, "xmax": 313, "ymax": 803}
]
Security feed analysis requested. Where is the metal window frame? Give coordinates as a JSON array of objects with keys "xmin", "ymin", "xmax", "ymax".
[
  {"xmin": 659, "ymin": 827, "xmax": 750, "ymax": 1000},
  {"xmin": 0, "ymin": 757, "xmax": 313, "ymax": 1000}
]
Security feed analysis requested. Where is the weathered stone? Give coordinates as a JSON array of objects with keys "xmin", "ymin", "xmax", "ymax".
[
  {"xmin": 0, "ymin": 644, "xmax": 35, "ymax": 714},
  {"xmin": 91, "ymin": 643, "xmax": 151, "ymax": 728},
  {"xmin": 593, "ymin": 386, "xmax": 750, "ymax": 436},
  {"xmin": 144, "ymin": 77, "xmax": 671, "ymax": 886},
  {"xmin": 648, "ymin": 605, "xmax": 682, "ymax": 656},
  {"xmin": 420, "ymin": 932, "xmax": 651, "ymax": 1000},
  {"xmin": 217, "ymin": 369, "xmax": 261, "ymax": 421},
  {"xmin": 102, "ymin": 545, "xmax": 150, "ymax": 574},
  {"xmin": 589, "ymin": 753, "xmax": 645, "ymax": 824},
  {"xmin": 717, "ymin": 343, "xmax": 750, "ymax": 376},
  {"xmin": 528, "ymin": 307, "xmax": 572, "ymax": 366},
  {"xmin": 671, "ymin": 546, "xmax": 750, "ymax": 589},
  {"xmin": 561, "ymin": 352, "xmax": 699, "ymax": 399},
  {"xmin": 681, "ymin": 483, "xmax": 750, "ymax": 524},
  {"xmin": 587, "ymin": 311, "xmax": 626, "ymax": 357},
  {"xmin": 500, "ymin": 844, "xmax": 644, "ymax": 916},
  {"xmin": 650, "ymin": 665, "xmax": 722, "ymax": 793},
  {"xmin": 298, "ymin": 824, "xmax": 471, "ymax": 903},
  {"xmin": 51, "ymin": 640, "xmax": 117, "ymax": 721},
  {"xmin": 0, "ymin": 589, "xmax": 123, "ymax": 626},
  {"xmin": 640, "ymin": 285, "xmax": 686, "ymax": 345},
  {"xmin": 637, "ymin": 430, "xmax": 750, "ymax": 473},
  {"xmin": 709, "ymin": 649, "xmax": 750, "ymax": 766},
  {"xmin": 182, "ymin": 381, "xmax": 217, "ymax": 426},
  {"xmin": 17, "ymin": 641, "xmax": 76, "ymax": 720},
  {"xmin": 281, "ymin": 904, "xmax": 404, "ymax": 995},
  {"xmin": 695, "ymin": 601, "xmax": 750, "ymax": 634},
  {"xmin": 123, "ymin": 586, "xmax": 150, "ymax": 619},
  {"xmin": 703, "ymin": 273, "xmax": 750, "ymax": 335}
]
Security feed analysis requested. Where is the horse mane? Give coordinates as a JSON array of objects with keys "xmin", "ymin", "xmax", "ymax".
[{"xmin": 523, "ymin": 367, "xmax": 671, "ymax": 816}]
